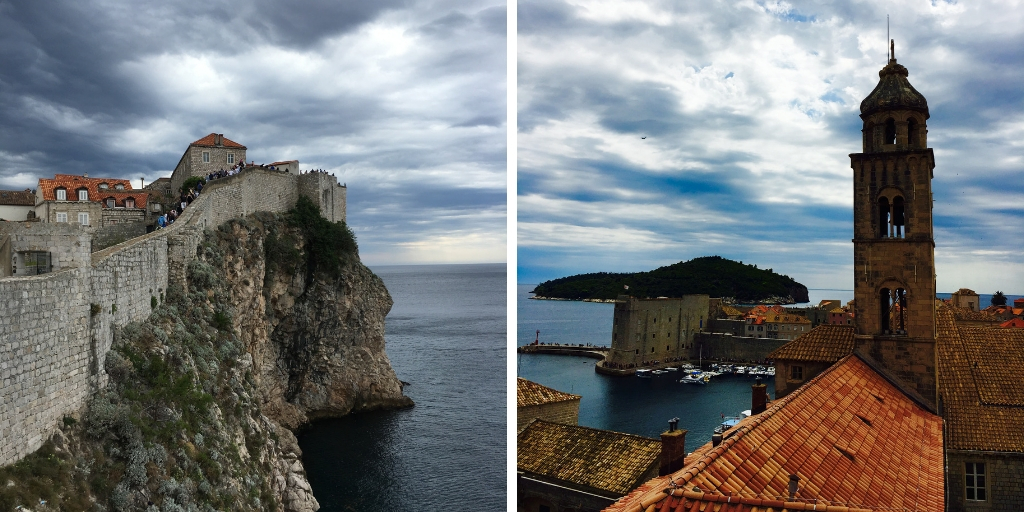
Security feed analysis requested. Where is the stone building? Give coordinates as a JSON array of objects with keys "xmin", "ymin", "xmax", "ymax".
[
  {"xmin": 170, "ymin": 133, "xmax": 247, "ymax": 195},
  {"xmin": 33, "ymin": 174, "xmax": 149, "ymax": 229},
  {"xmin": 518, "ymin": 420, "xmax": 664, "ymax": 512},
  {"xmin": 0, "ymin": 222, "xmax": 92, "ymax": 277},
  {"xmin": 606, "ymin": 295, "xmax": 709, "ymax": 368},
  {"xmin": 951, "ymin": 287, "xmax": 980, "ymax": 311},
  {"xmin": 0, "ymin": 189, "xmax": 35, "ymax": 221},
  {"xmin": 767, "ymin": 324, "xmax": 854, "ymax": 398},
  {"xmin": 517, "ymin": 377, "xmax": 581, "ymax": 431}
]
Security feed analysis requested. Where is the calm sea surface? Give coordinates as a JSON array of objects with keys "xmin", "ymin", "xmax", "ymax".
[
  {"xmin": 297, "ymin": 264, "xmax": 506, "ymax": 511},
  {"xmin": 516, "ymin": 285, "xmax": 1021, "ymax": 446}
]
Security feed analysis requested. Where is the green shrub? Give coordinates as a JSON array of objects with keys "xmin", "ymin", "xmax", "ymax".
[
  {"xmin": 288, "ymin": 195, "xmax": 358, "ymax": 277},
  {"xmin": 180, "ymin": 176, "xmax": 206, "ymax": 194}
]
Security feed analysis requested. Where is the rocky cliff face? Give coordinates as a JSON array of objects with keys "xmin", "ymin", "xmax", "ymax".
[
  {"xmin": 0, "ymin": 210, "xmax": 411, "ymax": 512},
  {"xmin": 211, "ymin": 214, "xmax": 413, "ymax": 430}
]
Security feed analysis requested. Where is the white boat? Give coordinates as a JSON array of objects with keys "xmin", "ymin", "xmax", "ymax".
[
  {"xmin": 652, "ymin": 369, "xmax": 668, "ymax": 375},
  {"xmin": 679, "ymin": 373, "xmax": 709, "ymax": 385},
  {"xmin": 665, "ymin": 367, "xmax": 679, "ymax": 372},
  {"xmin": 735, "ymin": 366, "xmax": 747, "ymax": 375},
  {"xmin": 636, "ymin": 369, "xmax": 652, "ymax": 378}
]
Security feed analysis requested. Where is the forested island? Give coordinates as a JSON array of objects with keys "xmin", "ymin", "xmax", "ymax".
[{"xmin": 530, "ymin": 256, "xmax": 809, "ymax": 304}]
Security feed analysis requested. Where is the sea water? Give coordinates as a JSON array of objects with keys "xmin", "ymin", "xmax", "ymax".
[{"xmin": 297, "ymin": 264, "xmax": 506, "ymax": 511}]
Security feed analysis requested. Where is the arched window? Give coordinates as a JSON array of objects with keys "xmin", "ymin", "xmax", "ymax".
[
  {"xmin": 880, "ymin": 287, "xmax": 908, "ymax": 335},
  {"xmin": 115, "ymin": 184, "xmax": 125, "ymax": 190},
  {"xmin": 892, "ymin": 196, "xmax": 905, "ymax": 238},
  {"xmin": 907, "ymin": 118, "xmax": 919, "ymax": 148},
  {"xmin": 878, "ymin": 197, "xmax": 890, "ymax": 237},
  {"xmin": 55, "ymin": 188, "xmax": 67, "ymax": 201},
  {"xmin": 884, "ymin": 118, "xmax": 896, "ymax": 145},
  {"xmin": 98, "ymin": 183, "xmax": 109, "ymax": 190}
]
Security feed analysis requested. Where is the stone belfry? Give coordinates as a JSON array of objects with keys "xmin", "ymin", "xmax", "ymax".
[{"xmin": 850, "ymin": 40, "xmax": 937, "ymax": 403}]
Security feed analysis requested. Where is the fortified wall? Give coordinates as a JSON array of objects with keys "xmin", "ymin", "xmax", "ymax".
[{"xmin": 0, "ymin": 169, "xmax": 346, "ymax": 466}]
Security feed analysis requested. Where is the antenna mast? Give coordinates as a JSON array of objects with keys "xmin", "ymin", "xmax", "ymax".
[{"xmin": 887, "ymin": 15, "xmax": 891, "ymax": 61}]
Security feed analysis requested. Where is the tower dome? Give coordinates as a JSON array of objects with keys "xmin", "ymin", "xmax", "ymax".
[{"xmin": 859, "ymin": 42, "xmax": 929, "ymax": 119}]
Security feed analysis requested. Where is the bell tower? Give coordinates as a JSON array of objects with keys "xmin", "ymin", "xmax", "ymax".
[{"xmin": 849, "ymin": 41, "xmax": 937, "ymax": 404}]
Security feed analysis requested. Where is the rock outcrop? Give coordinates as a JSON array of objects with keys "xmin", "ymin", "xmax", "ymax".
[{"xmin": 0, "ymin": 208, "xmax": 411, "ymax": 511}]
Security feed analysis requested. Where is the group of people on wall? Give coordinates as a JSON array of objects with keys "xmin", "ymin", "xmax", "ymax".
[{"xmin": 155, "ymin": 183, "xmax": 202, "ymax": 229}]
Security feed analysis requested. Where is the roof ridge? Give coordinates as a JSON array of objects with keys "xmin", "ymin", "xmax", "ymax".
[
  {"xmin": 852, "ymin": 351, "xmax": 937, "ymax": 413},
  {"xmin": 527, "ymin": 419, "xmax": 660, "ymax": 443}
]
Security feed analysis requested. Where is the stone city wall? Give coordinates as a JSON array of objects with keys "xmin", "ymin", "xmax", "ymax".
[
  {"xmin": 693, "ymin": 332, "xmax": 789, "ymax": 364},
  {"xmin": 0, "ymin": 168, "xmax": 342, "ymax": 467},
  {"xmin": 93, "ymin": 221, "xmax": 147, "ymax": 251}
]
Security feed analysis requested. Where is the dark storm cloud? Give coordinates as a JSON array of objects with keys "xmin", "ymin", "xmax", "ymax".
[
  {"xmin": 0, "ymin": 0, "xmax": 506, "ymax": 264},
  {"xmin": 519, "ymin": 0, "xmax": 1024, "ymax": 293}
]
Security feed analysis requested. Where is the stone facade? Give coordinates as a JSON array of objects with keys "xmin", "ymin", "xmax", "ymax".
[
  {"xmin": 0, "ymin": 168, "xmax": 342, "ymax": 467},
  {"xmin": 607, "ymin": 295, "xmax": 709, "ymax": 367},
  {"xmin": 946, "ymin": 451, "xmax": 1024, "ymax": 511},
  {"xmin": 772, "ymin": 359, "xmax": 834, "ymax": 398},
  {"xmin": 694, "ymin": 332, "xmax": 788, "ymax": 364},
  {"xmin": 517, "ymin": 399, "xmax": 580, "ymax": 432},
  {"xmin": 297, "ymin": 171, "xmax": 347, "ymax": 223},
  {"xmin": 36, "ymin": 200, "xmax": 103, "ymax": 226},
  {"xmin": 850, "ymin": 54, "xmax": 938, "ymax": 404},
  {"xmin": 0, "ymin": 222, "xmax": 93, "ymax": 277},
  {"xmin": 170, "ymin": 134, "xmax": 247, "ymax": 195}
]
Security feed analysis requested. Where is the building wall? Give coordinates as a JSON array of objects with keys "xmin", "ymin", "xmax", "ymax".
[
  {"xmin": 171, "ymin": 145, "xmax": 247, "ymax": 196},
  {"xmin": 0, "ymin": 205, "xmax": 32, "ymax": 221},
  {"xmin": 946, "ymin": 450, "xmax": 1024, "ymax": 512},
  {"xmin": 517, "ymin": 399, "xmax": 580, "ymax": 432},
  {"xmin": 772, "ymin": 360, "xmax": 834, "ymax": 399},
  {"xmin": 36, "ymin": 201, "xmax": 103, "ymax": 226},
  {"xmin": 517, "ymin": 474, "xmax": 617, "ymax": 512},
  {"xmin": 93, "ymin": 221, "xmax": 148, "ymax": 251},
  {"xmin": 694, "ymin": 333, "xmax": 789, "ymax": 365},
  {"xmin": 607, "ymin": 296, "xmax": 709, "ymax": 367},
  {"xmin": 100, "ymin": 208, "xmax": 146, "ymax": 227},
  {"xmin": 297, "ymin": 172, "xmax": 347, "ymax": 223},
  {"xmin": 0, "ymin": 222, "xmax": 93, "ymax": 276},
  {"xmin": 0, "ymin": 168, "xmax": 341, "ymax": 467}
]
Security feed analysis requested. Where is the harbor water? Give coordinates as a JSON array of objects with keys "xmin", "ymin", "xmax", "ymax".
[{"xmin": 297, "ymin": 264, "xmax": 506, "ymax": 511}]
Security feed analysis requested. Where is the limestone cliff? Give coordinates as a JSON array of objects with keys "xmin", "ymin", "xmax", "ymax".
[{"xmin": 0, "ymin": 204, "xmax": 412, "ymax": 511}]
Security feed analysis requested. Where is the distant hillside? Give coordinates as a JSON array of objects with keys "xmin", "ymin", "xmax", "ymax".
[{"xmin": 531, "ymin": 256, "xmax": 809, "ymax": 303}]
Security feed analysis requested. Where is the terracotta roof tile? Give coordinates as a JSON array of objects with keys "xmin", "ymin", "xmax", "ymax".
[
  {"xmin": 938, "ymin": 304, "xmax": 1024, "ymax": 452},
  {"xmin": 604, "ymin": 355, "xmax": 944, "ymax": 512},
  {"xmin": 518, "ymin": 420, "xmax": 661, "ymax": 496},
  {"xmin": 36, "ymin": 175, "xmax": 148, "ymax": 209},
  {"xmin": 517, "ymin": 377, "xmax": 581, "ymax": 407},
  {"xmin": 0, "ymin": 189, "xmax": 35, "ymax": 206},
  {"xmin": 1000, "ymin": 318, "xmax": 1024, "ymax": 328},
  {"xmin": 767, "ymin": 325, "xmax": 855, "ymax": 362},
  {"xmin": 949, "ymin": 306, "xmax": 1001, "ymax": 322},
  {"xmin": 191, "ymin": 133, "xmax": 246, "ymax": 149}
]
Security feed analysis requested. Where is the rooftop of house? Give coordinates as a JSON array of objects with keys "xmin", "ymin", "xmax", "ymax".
[
  {"xmin": 1000, "ymin": 318, "xmax": 1024, "ymax": 328},
  {"xmin": 720, "ymin": 305, "xmax": 744, "ymax": 317},
  {"xmin": 518, "ymin": 419, "xmax": 661, "ymax": 496},
  {"xmin": 767, "ymin": 324, "xmax": 855, "ymax": 362},
  {"xmin": 604, "ymin": 354, "xmax": 944, "ymax": 512},
  {"xmin": 766, "ymin": 314, "xmax": 810, "ymax": 324},
  {"xmin": 37, "ymin": 175, "xmax": 147, "ymax": 208},
  {"xmin": 0, "ymin": 189, "xmax": 35, "ymax": 206},
  {"xmin": 517, "ymin": 377, "xmax": 581, "ymax": 408},
  {"xmin": 190, "ymin": 133, "xmax": 245, "ymax": 149},
  {"xmin": 949, "ymin": 305, "xmax": 1001, "ymax": 323},
  {"xmin": 953, "ymin": 287, "xmax": 978, "ymax": 296},
  {"xmin": 937, "ymin": 304, "xmax": 1024, "ymax": 452}
]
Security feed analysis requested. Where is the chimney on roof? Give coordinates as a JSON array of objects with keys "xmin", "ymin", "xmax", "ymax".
[
  {"xmin": 788, "ymin": 474, "xmax": 800, "ymax": 500},
  {"xmin": 659, "ymin": 418, "xmax": 687, "ymax": 476},
  {"xmin": 214, "ymin": 134, "xmax": 223, "ymax": 146},
  {"xmin": 752, "ymin": 376, "xmax": 767, "ymax": 415},
  {"xmin": 711, "ymin": 432, "xmax": 723, "ymax": 447},
  {"xmin": 83, "ymin": 173, "xmax": 88, "ymax": 178}
]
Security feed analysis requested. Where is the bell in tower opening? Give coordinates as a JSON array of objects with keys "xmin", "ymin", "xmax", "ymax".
[{"xmin": 849, "ymin": 40, "xmax": 937, "ymax": 404}]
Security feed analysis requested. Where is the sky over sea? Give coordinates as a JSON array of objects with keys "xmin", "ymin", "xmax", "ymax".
[
  {"xmin": 0, "ymin": 0, "xmax": 506, "ymax": 265},
  {"xmin": 517, "ymin": 0, "xmax": 1024, "ymax": 295}
]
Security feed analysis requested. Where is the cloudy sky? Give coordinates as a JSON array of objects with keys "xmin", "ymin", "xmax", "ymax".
[
  {"xmin": 518, "ymin": 0, "xmax": 1024, "ymax": 295},
  {"xmin": 0, "ymin": 0, "xmax": 506, "ymax": 265}
]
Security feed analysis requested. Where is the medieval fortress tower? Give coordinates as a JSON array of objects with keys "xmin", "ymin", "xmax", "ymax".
[{"xmin": 0, "ymin": 134, "xmax": 346, "ymax": 466}]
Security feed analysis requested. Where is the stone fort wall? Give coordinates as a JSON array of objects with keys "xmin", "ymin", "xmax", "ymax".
[{"xmin": 0, "ymin": 168, "xmax": 345, "ymax": 466}]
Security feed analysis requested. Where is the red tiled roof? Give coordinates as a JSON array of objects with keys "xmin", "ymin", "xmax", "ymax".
[
  {"xmin": 938, "ymin": 304, "xmax": 1024, "ymax": 452},
  {"xmin": 767, "ymin": 324, "xmax": 855, "ymax": 362},
  {"xmin": 517, "ymin": 378, "xmax": 581, "ymax": 408},
  {"xmin": 37, "ymin": 175, "xmax": 147, "ymax": 208},
  {"xmin": 950, "ymin": 306, "xmax": 1000, "ymax": 323},
  {"xmin": 190, "ymin": 133, "xmax": 246, "ymax": 149},
  {"xmin": 1001, "ymin": 318, "xmax": 1024, "ymax": 328},
  {"xmin": 0, "ymin": 189, "xmax": 35, "ymax": 206},
  {"xmin": 604, "ymin": 355, "xmax": 945, "ymax": 512},
  {"xmin": 518, "ymin": 420, "xmax": 661, "ymax": 496}
]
